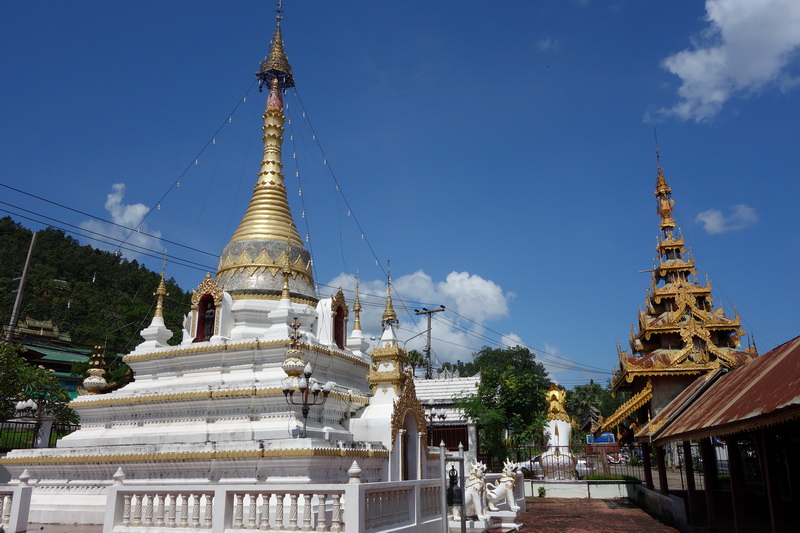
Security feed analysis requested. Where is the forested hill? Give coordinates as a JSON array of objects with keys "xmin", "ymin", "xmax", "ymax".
[{"xmin": 0, "ymin": 217, "xmax": 192, "ymax": 353}]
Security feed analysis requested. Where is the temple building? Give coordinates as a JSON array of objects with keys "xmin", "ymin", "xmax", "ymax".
[
  {"xmin": 598, "ymin": 160, "xmax": 758, "ymax": 440},
  {"xmin": 0, "ymin": 13, "xmax": 434, "ymax": 526}
]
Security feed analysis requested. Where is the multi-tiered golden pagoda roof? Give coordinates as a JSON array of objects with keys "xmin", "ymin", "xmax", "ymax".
[{"xmin": 601, "ymin": 161, "xmax": 757, "ymax": 433}]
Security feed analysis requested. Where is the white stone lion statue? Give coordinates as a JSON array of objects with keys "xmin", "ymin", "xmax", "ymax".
[
  {"xmin": 458, "ymin": 461, "xmax": 488, "ymax": 520},
  {"xmin": 485, "ymin": 458, "xmax": 520, "ymax": 512}
]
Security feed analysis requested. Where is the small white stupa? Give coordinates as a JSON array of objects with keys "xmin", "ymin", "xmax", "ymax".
[{"xmin": 540, "ymin": 383, "xmax": 578, "ymax": 480}]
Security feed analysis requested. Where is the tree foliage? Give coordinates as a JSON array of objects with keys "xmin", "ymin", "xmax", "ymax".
[
  {"xmin": 0, "ymin": 218, "xmax": 192, "ymax": 354},
  {"xmin": 0, "ymin": 342, "xmax": 77, "ymax": 424},
  {"xmin": 455, "ymin": 346, "xmax": 551, "ymax": 467}
]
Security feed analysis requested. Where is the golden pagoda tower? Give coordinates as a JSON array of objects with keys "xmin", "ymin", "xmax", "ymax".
[
  {"xmin": 215, "ymin": 12, "xmax": 315, "ymax": 304},
  {"xmin": 600, "ymin": 158, "xmax": 757, "ymax": 436}
]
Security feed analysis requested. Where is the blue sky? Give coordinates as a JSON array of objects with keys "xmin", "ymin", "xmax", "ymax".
[{"xmin": 2, "ymin": 1, "xmax": 799, "ymax": 386}]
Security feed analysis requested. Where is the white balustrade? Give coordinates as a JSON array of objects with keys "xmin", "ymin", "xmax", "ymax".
[{"xmin": 104, "ymin": 480, "xmax": 442, "ymax": 533}]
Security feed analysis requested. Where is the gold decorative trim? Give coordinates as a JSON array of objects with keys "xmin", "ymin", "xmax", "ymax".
[
  {"xmin": 228, "ymin": 293, "xmax": 318, "ymax": 306},
  {"xmin": 390, "ymin": 375, "xmax": 426, "ymax": 449},
  {"xmin": 0, "ymin": 447, "xmax": 389, "ymax": 465},
  {"xmin": 331, "ymin": 288, "xmax": 348, "ymax": 320},
  {"xmin": 73, "ymin": 387, "xmax": 368, "ymax": 408},
  {"xmin": 600, "ymin": 378, "xmax": 653, "ymax": 431},
  {"xmin": 190, "ymin": 274, "xmax": 224, "ymax": 338},
  {"xmin": 124, "ymin": 340, "xmax": 369, "ymax": 368},
  {"xmin": 217, "ymin": 249, "xmax": 313, "ymax": 284}
]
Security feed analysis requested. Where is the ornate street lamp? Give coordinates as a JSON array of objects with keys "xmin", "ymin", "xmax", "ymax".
[
  {"xmin": 280, "ymin": 319, "xmax": 333, "ymax": 438},
  {"xmin": 426, "ymin": 399, "xmax": 447, "ymax": 447}
]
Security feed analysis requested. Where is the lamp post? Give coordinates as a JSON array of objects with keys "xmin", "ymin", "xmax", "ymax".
[
  {"xmin": 426, "ymin": 399, "xmax": 447, "ymax": 447},
  {"xmin": 280, "ymin": 319, "xmax": 333, "ymax": 438},
  {"xmin": 15, "ymin": 398, "xmax": 43, "ymax": 448}
]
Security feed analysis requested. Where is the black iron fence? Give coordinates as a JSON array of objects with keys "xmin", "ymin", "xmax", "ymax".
[
  {"xmin": 0, "ymin": 420, "xmax": 79, "ymax": 453},
  {"xmin": 510, "ymin": 442, "xmax": 709, "ymax": 490}
]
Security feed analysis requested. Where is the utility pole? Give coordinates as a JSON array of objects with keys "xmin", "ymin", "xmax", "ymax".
[
  {"xmin": 6, "ymin": 231, "xmax": 37, "ymax": 342},
  {"xmin": 414, "ymin": 305, "xmax": 445, "ymax": 379}
]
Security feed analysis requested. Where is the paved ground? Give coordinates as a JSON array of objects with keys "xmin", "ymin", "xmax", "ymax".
[
  {"xmin": 514, "ymin": 497, "xmax": 680, "ymax": 533},
  {"xmin": 28, "ymin": 498, "xmax": 679, "ymax": 533}
]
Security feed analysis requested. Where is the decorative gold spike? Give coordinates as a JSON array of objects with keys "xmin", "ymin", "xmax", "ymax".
[
  {"xmin": 381, "ymin": 266, "xmax": 398, "ymax": 329},
  {"xmin": 352, "ymin": 272, "xmax": 363, "ymax": 332},
  {"xmin": 153, "ymin": 272, "xmax": 169, "ymax": 319}
]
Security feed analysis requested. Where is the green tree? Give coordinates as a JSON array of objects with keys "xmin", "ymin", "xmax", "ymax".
[
  {"xmin": 455, "ymin": 346, "xmax": 550, "ymax": 468},
  {"xmin": 406, "ymin": 349, "xmax": 424, "ymax": 372},
  {"xmin": 0, "ymin": 342, "xmax": 78, "ymax": 424},
  {"xmin": 0, "ymin": 217, "xmax": 191, "ymax": 354}
]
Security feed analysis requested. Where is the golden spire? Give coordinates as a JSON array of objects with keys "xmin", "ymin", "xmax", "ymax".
[
  {"xmin": 154, "ymin": 254, "xmax": 169, "ymax": 318},
  {"xmin": 352, "ymin": 272, "xmax": 363, "ymax": 331},
  {"xmin": 215, "ymin": 8, "xmax": 316, "ymax": 302},
  {"xmin": 654, "ymin": 141, "xmax": 675, "ymax": 230},
  {"xmin": 224, "ymin": 5, "xmax": 301, "ymax": 244},
  {"xmin": 381, "ymin": 266, "xmax": 398, "ymax": 329},
  {"xmin": 281, "ymin": 241, "xmax": 292, "ymax": 300}
]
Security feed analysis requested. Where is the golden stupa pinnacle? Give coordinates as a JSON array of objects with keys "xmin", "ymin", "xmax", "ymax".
[
  {"xmin": 381, "ymin": 269, "xmax": 398, "ymax": 329},
  {"xmin": 352, "ymin": 273, "xmax": 363, "ymax": 331},
  {"xmin": 154, "ymin": 256, "xmax": 169, "ymax": 318},
  {"xmin": 216, "ymin": 11, "xmax": 316, "ymax": 302},
  {"xmin": 654, "ymin": 141, "xmax": 675, "ymax": 229}
]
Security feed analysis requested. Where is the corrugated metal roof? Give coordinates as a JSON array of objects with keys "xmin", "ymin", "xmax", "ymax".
[
  {"xmin": 653, "ymin": 335, "xmax": 800, "ymax": 444},
  {"xmin": 413, "ymin": 375, "xmax": 480, "ymax": 425},
  {"xmin": 23, "ymin": 343, "xmax": 92, "ymax": 363},
  {"xmin": 413, "ymin": 375, "xmax": 480, "ymax": 403}
]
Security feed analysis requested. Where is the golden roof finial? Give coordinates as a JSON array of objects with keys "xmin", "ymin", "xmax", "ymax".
[
  {"xmin": 154, "ymin": 251, "xmax": 169, "ymax": 318},
  {"xmin": 256, "ymin": 1, "xmax": 294, "ymax": 92},
  {"xmin": 653, "ymin": 131, "xmax": 675, "ymax": 229},
  {"xmin": 352, "ymin": 271, "xmax": 363, "ymax": 331},
  {"xmin": 381, "ymin": 262, "xmax": 398, "ymax": 329}
]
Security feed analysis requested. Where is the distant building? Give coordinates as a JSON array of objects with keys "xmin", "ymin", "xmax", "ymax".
[{"xmin": 414, "ymin": 371, "xmax": 480, "ymax": 464}]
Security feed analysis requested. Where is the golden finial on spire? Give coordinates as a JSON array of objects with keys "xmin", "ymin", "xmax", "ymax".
[
  {"xmin": 352, "ymin": 271, "xmax": 363, "ymax": 331},
  {"xmin": 381, "ymin": 263, "xmax": 398, "ymax": 329},
  {"xmin": 154, "ymin": 250, "xmax": 169, "ymax": 318},
  {"xmin": 257, "ymin": 1, "xmax": 294, "ymax": 92},
  {"xmin": 653, "ymin": 131, "xmax": 675, "ymax": 229}
]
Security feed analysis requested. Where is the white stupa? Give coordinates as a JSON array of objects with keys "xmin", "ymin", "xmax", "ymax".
[{"xmin": 0, "ymin": 12, "xmax": 430, "ymax": 525}]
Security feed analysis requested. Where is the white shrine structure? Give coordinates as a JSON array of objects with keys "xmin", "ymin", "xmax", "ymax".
[{"xmin": 0, "ymin": 13, "xmax": 506, "ymax": 531}]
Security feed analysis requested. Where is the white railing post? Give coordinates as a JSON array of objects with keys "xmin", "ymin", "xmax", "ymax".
[
  {"xmin": 315, "ymin": 493, "xmax": 327, "ymax": 532},
  {"xmin": 329, "ymin": 493, "xmax": 342, "ymax": 533},
  {"xmin": 302, "ymin": 493, "xmax": 313, "ymax": 531},
  {"xmin": 289, "ymin": 493, "xmax": 299, "ymax": 530},
  {"xmin": 259, "ymin": 493, "xmax": 271, "ymax": 529},
  {"xmin": 4, "ymin": 484, "xmax": 32, "ymax": 533},
  {"xmin": 440, "ymin": 441, "xmax": 448, "ymax": 533},
  {"xmin": 341, "ymin": 484, "xmax": 363, "ymax": 533}
]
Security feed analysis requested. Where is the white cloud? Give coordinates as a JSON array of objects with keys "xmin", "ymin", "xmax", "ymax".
[
  {"xmin": 659, "ymin": 0, "xmax": 800, "ymax": 122},
  {"xmin": 80, "ymin": 183, "xmax": 162, "ymax": 259},
  {"xmin": 696, "ymin": 204, "xmax": 758, "ymax": 234},
  {"xmin": 536, "ymin": 37, "xmax": 560, "ymax": 52},
  {"xmin": 323, "ymin": 270, "xmax": 517, "ymax": 365}
]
